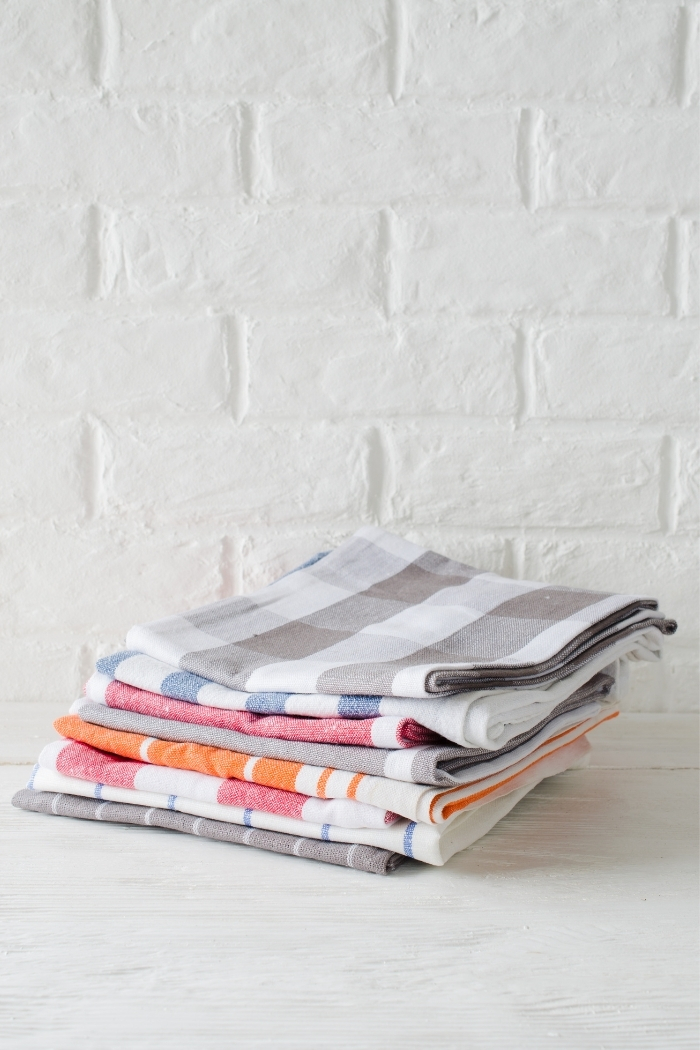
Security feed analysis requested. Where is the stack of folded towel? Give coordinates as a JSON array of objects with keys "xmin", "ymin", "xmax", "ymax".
[{"xmin": 13, "ymin": 526, "xmax": 676, "ymax": 875}]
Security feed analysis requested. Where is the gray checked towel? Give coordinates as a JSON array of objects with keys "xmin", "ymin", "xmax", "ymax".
[{"xmin": 127, "ymin": 526, "xmax": 676, "ymax": 699}]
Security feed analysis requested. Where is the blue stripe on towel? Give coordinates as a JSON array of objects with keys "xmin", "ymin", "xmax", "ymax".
[
  {"xmin": 403, "ymin": 822, "xmax": 417, "ymax": 859},
  {"xmin": 337, "ymin": 695, "xmax": 382, "ymax": 718},
  {"xmin": 161, "ymin": 671, "xmax": 210, "ymax": 704},
  {"xmin": 95, "ymin": 651, "xmax": 141, "ymax": 676},
  {"xmin": 243, "ymin": 808, "xmax": 253, "ymax": 827},
  {"xmin": 245, "ymin": 692, "xmax": 291, "ymax": 714}
]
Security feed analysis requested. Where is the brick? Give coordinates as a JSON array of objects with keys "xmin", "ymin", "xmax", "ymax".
[
  {"xmin": 248, "ymin": 320, "xmax": 517, "ymax": 418},
  {"xmin": 0, "ymin": 205, "xmax": 90, "ymax": 303},
  {"xmin": 660, "ymin": 649, "xmax": 699, "ymax": 713},
  {"xmin": 0, "ymin": 420, "xmax": 85, "ymax": 524},
  {"xmin": 0, "ymin": 98, "xmax": 239, "ymax": 199},
  {"xmin": 106, "ymin": 206, "xmax": 380, "ymax": 312},
  {"xmin": 621, "ymin": 644, "xmax": 699, "ymax": 713},
  {"xmin": 403, "ymin": 1, "xmax": 678, "ymax": 104},
  {"xmin": 0, "ymin": 313, "xmax": 226, "ymax": 417},
  {"xmin": 539, "ymin": 110, "xmax": 699, "ymax": 209},
  {"xmin": 400, "ymin": 529, "xmax": 514, "ymax": 577},
  {"xmin": 521, "ymin": 537, "xmax": 698, "ymax": 637},
  {"xmin": 111, "ymin": 0, "xmax": 387, "ymax": 97},
  {"xmin": 388, "ymin": 423, "xmax": 662, "ymax": 529},
  {"xmin": 239, "ymin": 527, "xmax": 357, "ymax": 592},
  {"xmin": 102, "ymin": 419, "xmax": 368, "ymax": 528},
  {"xmin": 0, "ymin": 0, "xmax": 694, "ymax": 718},
  {"xmin": 0, "ymin": 641, "xmax": 81, "ymax": 706},
  {"xmin": 398, "ymin": 211, "xmax": 669, "ymax": 315},
  {"xmin": 532, "ymin": 324, "xmax": 698, "ymax": 424},
  {"xmin": 0, "ymin": 521, "xmax": 225, "ymax": 640},
  {"xmin": 261, "ymin": 104, "xmax": 519, "ymax": 203},
  {"xmin": 240, "ymin": 525, "xmax": 515, "ymax": 591},
  {"xmin": 0, "ymin": 0, "xmax": 95, "ymax": 93}
]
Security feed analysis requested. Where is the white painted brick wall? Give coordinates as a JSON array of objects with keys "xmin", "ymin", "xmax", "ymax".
[{"xmin": 0, "ymin": 0, "xmax": 697, "ymax": 717}]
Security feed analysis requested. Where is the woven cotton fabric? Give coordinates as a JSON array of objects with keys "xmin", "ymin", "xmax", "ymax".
[
  {"xmin": 125, "ymin": 526, "xmax": 676, "ymax": 698},
  {"xmin": 40, "ymin": 735, "xmax": 398, "ymax": 829},
  {"xmin": 49, "ymin": 707, "xmax": 614, "ymax": 824},
  {"xmin": 27, "ymin": 730, "xmax": 589, "ymax": 865},
  {"xmin": 70, "ymin": 680, "xmax": 610, "ymax": 787},
  {"xmin": 95, "ymin": 629, "xmax": 653, "ymax": 751},
  {"xmin": 12, "ymin": 790, "xmax": 406, "ymax": 874},
  {"xmin": 13, "ymin": 529, "xmax": 677, "ymax": 872},
  {"xmin": 86, "ymin": 673, "xmax": 438, "ymax": 749}
]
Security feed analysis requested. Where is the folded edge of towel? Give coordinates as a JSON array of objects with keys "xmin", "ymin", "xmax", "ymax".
[{"xmin": 11, "ymin": 789, "xmax": 407, "ymax": 875}]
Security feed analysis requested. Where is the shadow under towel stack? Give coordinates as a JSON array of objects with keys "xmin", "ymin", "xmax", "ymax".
[{"xmin": 14, "ymin": 527, "xmax": 677, "ymax": 874}]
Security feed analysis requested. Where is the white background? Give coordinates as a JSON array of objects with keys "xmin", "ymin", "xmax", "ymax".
[{"xmin": 1, "ymin": 0, "xmax": 698, "ymax": 716}]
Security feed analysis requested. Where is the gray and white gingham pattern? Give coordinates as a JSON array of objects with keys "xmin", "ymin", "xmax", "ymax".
[{"xmin": 127, "ymin": 527, "xmax": 676, "ymax": 698}]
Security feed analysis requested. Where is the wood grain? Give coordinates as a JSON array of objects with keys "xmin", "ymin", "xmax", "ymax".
[{"xmin": 1, "ymin": 716, "xmax": 698, "ymax": 1050}]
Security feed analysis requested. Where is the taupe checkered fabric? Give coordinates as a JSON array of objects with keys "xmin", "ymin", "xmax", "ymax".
[{"xmin": 126, "ymin": 527, "xmax": 676, "ymax": 698}]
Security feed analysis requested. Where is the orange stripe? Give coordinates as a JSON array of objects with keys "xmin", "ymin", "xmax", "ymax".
[
  {"xmin": 54, "ymin": 715, "xmax": 145, "ymax": 761},
  {"xmin": 346, "ymin": 772, "xmax": 365, "ymax": 800},
  {"xmin": 316, "ymin": 767, "xmax": 334, "ymax": 799},
  {"xmin": 251, "ymin": 757, "xmax": 304, "ymax": 793},
  {"xmin": 58, "ymin": 716, "xmax": 305, "ymax": 792},
  {"xmin": 429, "ymin": 711, "xmax": 619, "ymax": 823},
  {"xmin": 147, "ymin": 739, "xmax": 250, "ymax": 780}
]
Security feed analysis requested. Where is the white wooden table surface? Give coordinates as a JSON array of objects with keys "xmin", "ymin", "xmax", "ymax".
[{"xmin": 1, "ymin": 713, "xmax": 698, "ymax": 1050}]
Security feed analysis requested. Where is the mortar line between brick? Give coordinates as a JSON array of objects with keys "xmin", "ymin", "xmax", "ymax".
[
  {"xmin": 516, "ymin": 108, "xmax": 541, "ymax": 212},
  {"xmin": 85, "ymin": 203, "xmax": 103, "ymax": 300},
  {"xmin": 238, "ymin": 102, "xmax": 260, "ymax": 200},
  {"xmin": 379, "ymin": 207, "xmax": 399, "ymax": 319},
  {"xmin": 94, "ymin": 0, "xmax": 119, "ymax": 90},
  {"xmin": 658, "ymin": 435, "xmax": 681, "ymax": 535},
  {"xmin": 81, "ymin": 415, "xmax": 107, "ymax": 522},
  {"xmin": 677, "ymin": 4, "xmax": 698, "ymax": 107},
  {"xmin": 664, "ymin": 217, "xmax": 681, "ymax": 318},
  {"xmin": 387, "ymin": 0, "xmax": 407, "ymax": 102},
  {"xmin": 513, "ymin": 325, "xmax": 536, "ymax": 425},
  {"xmin": 222, "ymin": 315, "xmax": 250, "ymax": 424},
  {"xmin": 76, "ymin": 642, "xmax": 96, "ymax": 697},
  {"xmin": 511, "ymin": 536, "xmax": 526, "ymax": 580},
  {"xmin": 365, "ymin": 425, "xmax": 396, "ymax": 526},
  {"xmin": 219, "ymin": 534, "xmax": 238, "ymax": 599},
  {"xmin": 677, "ymin": 218, "xmax": 691, "ymax": 317},
  {"xmin": 236, "ymin": 522, "xmax": 696, "ymax": 544}
]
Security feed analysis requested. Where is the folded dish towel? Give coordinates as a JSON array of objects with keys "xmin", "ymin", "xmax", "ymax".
[
  {"xmin": 95, "ymin": 637, "xmax": 642, "ymax": 750},
  {"xmin": 27, "ymin": 730, "xmax": 589, "ymax": 865},
  {"xmin": 11, "ymin": 790, "xmax": 406, "ymax": 874},
  {"xmin": 125, "ymin": 526, "xmax": 676, "ymax": 699},
  {"xmin": 38, "ymin": 737, "xmax": 398, "ymax": 829},
  {"xmin": 86, "ymin": 673, "xmax": 439, "ymax": 749},
  {"xmin": 70, "ymin": 682, "xmax": 609, "ymax": 787},
  {"xmin": 49, "ymin": 706, "xmax": 614, "ymax": 825},
  {"xmin": 13, "ymin": 527, "xmax": 676, "ymax": 873}
]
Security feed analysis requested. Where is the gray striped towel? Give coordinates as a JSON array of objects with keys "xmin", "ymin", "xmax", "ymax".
[
  {"xmin": 126, "ymin": 526, "xmax": 676, "ymax": 698},
  {"xmin": 12, "ymin": 789, "xmax": 406, "ymax": 874}
]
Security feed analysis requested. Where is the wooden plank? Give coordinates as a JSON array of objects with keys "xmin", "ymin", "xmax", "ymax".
[
  {"xmin": 588, "ymin": 713, "xmax": 699, "ymax": 769},
  {"xmin": 1, "ymin": 757, "xmax": 697, "ymax": 1050}
]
